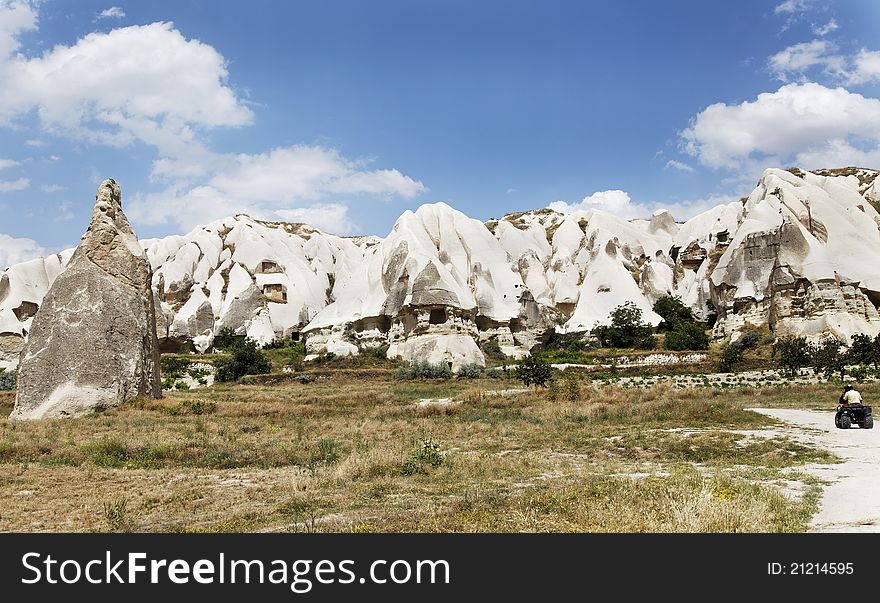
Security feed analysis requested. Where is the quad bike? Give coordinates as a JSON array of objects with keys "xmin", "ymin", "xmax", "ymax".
[{"xmin": 835, "ymin": 403, "xmax": 874, "ymax": 429}]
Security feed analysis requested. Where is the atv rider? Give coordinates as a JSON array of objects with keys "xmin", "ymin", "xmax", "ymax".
[{"xmin": 840, "ymin": 384, "xmax": 863, "ymax": 406}]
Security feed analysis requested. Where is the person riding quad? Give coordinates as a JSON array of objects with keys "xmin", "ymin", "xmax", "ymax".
[
  {"xmin": 835, "ymin": 385, "xmax": 874, "ymax": 429},
  {"xmin": 839, "ymin": 384, "xmax": 862, "ymax": 406}
]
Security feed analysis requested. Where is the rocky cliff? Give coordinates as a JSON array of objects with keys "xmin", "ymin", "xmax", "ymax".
[{"xmin": 1, "ymin": 166, "xmax": 878, "ymax": 372}]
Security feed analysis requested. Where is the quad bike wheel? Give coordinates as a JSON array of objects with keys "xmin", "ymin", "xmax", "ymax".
[
  {"xmin": 835, "ymin": 413, "xmax": 841, "ymax": 428},
  {"xmin": 863, "ymin": 415, "xmax": 874, "ymax": 430},
  {"xmin": 840, "ymin": 414, "xmax": 852, "ymax": 429}
]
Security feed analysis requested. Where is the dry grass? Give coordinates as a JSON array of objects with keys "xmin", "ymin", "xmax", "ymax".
[{"xmin": 0, "ymin": 374, "xmax": 840, "ymax": 532}]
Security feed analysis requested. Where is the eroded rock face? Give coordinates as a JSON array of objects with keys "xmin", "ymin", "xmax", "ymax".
[
  {"xmin": 710, "ymin": 168, "xmax": 880, "ymax": 343},
  {"xmin": 3, "ymin": 167, "xmax": 880, "ymax": 366},
  {"xmin": 10, "ymin": 180, "xmax": 161, "ymax": 420}
]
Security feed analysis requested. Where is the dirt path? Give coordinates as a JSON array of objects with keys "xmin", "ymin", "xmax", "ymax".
[{"xmin": 750, "ymin": 408, "xmax": 880, "ymax": 533}]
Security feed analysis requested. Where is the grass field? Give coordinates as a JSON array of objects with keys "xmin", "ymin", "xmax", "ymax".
[{"xmin": 1, "ymin": 369, "xmax": 858, "ymax": 533}]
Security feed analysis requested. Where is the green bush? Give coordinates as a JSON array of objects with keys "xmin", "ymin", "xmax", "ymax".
[
  {"xmin": 214, "ymin": 338, "xmax": 271, "ymax": 382},
  {"xmin": 401, "ymin": 438, "xmax": 444, "ymax": 476},
  {"xmin": 262, "ymin": 337, "xmax": 303, "ymax": 350},
  {"xmin": 850, "ymin": 365, "xmax": 869, "ymax": 382},
  {"xmin": 738, "ymin": 330, "xmax": 761, "ymax": 349},
  {"xmin": 480, "ymin": 339, "xmax": 504, "ymax": 360},
  {"xmin": 0, "ymin": 369, "xmax": 16, "ymax": 391},
  {"xmin": 664, "ymin": 320, "xmax": 709, "ymax": 351},
  {"xmin": 515, "ymin": 354, "xmax": 552, "ymax": 388},
  {"xmin": 847, "ymin": 333, "xmax": 878, "ymax": 366},
  {"xmin": 159, "ymin": 356, "xmax": 191, "ymax": 379},
  {"xmin": 773, "ymin": 336, "xmax": 811, "ymax": 376},
  {"xmin": 809, "ymin": 337, "xmax": 844, "ymax": 380},
  {"xmin": 361, "ymin": 344, "xmax": 390, "ymax": 359},
  {"xmin": 592, "ymin": 302, "xmax": 655, "ymax": 349},
  {"xmin": 718, "ymin": 342, "xmax": 744, "ymax": 373},
  {"xmin": 458, "ymin": 363, "xmax": 483, "ymax": 379},
  {"xmin": 538, "ymin": 333, "xmax": 595, "ymax": 363},
  {"xmin": 395, "ymin": 361, "xmax": 453, "ymax": 380},
  {"xmin": 213, "ymin": 327, "xmax": 246, "ymax": 351},
  {"xmin": 653, "ymin": 295, "xmax": 693, "ymax": 330}
]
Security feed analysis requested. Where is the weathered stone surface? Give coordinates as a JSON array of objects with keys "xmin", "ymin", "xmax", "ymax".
[
  {"xmin": 10, "ymin": 179, "xmax": 161, "ymax": 420},
  {"xmin": 4, "ymin": 167, "xmax": 880, "ymax": 363}
]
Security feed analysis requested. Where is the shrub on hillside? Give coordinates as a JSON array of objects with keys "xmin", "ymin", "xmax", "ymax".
[
  {"xmin": 395, "ymin": 361, "xmax": 453, "ymax": 380},
  {"xmin": 664, "ymin": 320, "xmax": 709, "ymax": 351},
  {"xmin": 159, "ymin": 356, "xmax": 191, "ymax": 379},
  {"xmin": 401, "ymin": 438, "xmax": 444, "ymax": 476},
  {"xmin": 592, "ymin": 302, "xmax": 656, "ymax": 349},
  {"xmin": 458, "ymin": 363, "xmax": 483, "ymax": 379},
  {"xmin": 738, "ymin": 330, "xmax": 761, "ymax": 350},
  {"xmin": 653, "ymin": 295, "xmax": 694, "ymax": 330},
  {"xmin": 0, "ymin": 369, "xmax": 16, "ymax": 391},
  {"xmin": 213, "ymin": 327, "xmax": 246, "ymax": 351},
  {"xmin": 214, "ymin": 338, "xmax": 271, "ymax": 382},
  {"xmin": 515, "ymin": 354, "xmax": 552, "ymax": 388},
  {"xmin": 717, "ymin": 342, "xmax": 744, "ymax": 373}
]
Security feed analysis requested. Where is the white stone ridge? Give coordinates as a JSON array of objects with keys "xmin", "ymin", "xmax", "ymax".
[{"xmin": 2, "ymin": 166, "xmax": 880, "ymax": 371}]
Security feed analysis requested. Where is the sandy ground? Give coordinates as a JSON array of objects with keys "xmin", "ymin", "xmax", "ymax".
[{"xmin": 750, "ymin": 408, "xmax": 880, "ymax": 533}]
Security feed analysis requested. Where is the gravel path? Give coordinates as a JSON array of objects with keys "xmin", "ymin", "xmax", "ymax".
[{"xmin": 749, "ymin": 408, "xmax": 879, "ymax": 533}]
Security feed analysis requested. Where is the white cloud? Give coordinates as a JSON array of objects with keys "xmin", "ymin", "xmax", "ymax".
[
  {"xmin": 768, "ymin": 40, "xmax": 846, "ymax": 82},
  {"xmin": 274, "ymin": 204, "xmax": 357, "ymax": 235},
  {"xmin": 207, "ymin": 146, "xmax": 425, "ymax": 203},
  {"xmin": 848, "ymin": 49, "xmax": 880, "ymax": 85},
  {"xmin": 680, "ymin": 83, "xmax": 880, "ymax": 169},
  {"xmin": 774, "ymin": 0, "xmax": 813, "ymax": 15},
  {"xmin": 548, "ymin": 190, "xmax": 741, "ymax": 223},
  {"xmin": 1, "ymin": 3, "xmax": 426, "ymax": 237},
  {"xmin": 812, "ymin": 19, "xmax": 838, "ymax": 36},
  {"xmin": 0, "ymin": 0, "xmax": 36, "ymax": 59},
  {"xmin": 793, "ymin": 140, "xmax": 880, "ymax": 170},
  {"xmin": 0, "ymin": 176, "xmax": 28, "ymax": 191},
  {"xmin": 39, "ymin": 183, "xmax": 62, "ymax": 192},
  {"xmin": 0, "ymin": 232, "xmax": 45, "ymax": 269},
  {"xmin": 0, "ymin": 158, "xmax": 19, "ymax": 170},
  {"xmin": 548, "ymin": 190, "xmax": 641, "ymax": 219},
  {"xmin": 769, "ymin": 40, "xmax": 880, "ymax": 85},
  {"xmin": 54, "ymin": 199, "xmax": 74, "ymax": 221},
  {"xmin": 0, "ymin": 20, "xmax": 253, "ymax": 158},
  {"xmin": 664, "ymin": 159, "xmax": 695, "ymax": 172},
  {"xmin": 128, "ymin": 145, "xmax": 426, "ymax": 234},
  {"xmin": 24, "ymin": 138, "xmax": 43, "ymax": 147},
  {"xmin": 97, "ymin": 7, "xmax": 125, "ymax": 20}
]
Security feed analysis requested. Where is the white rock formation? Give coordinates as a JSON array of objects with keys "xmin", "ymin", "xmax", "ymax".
[
  {"xmin": 10, "ymin": 180, "xmax": 162, "ymax": 419},
  {"xmin": 2, "ymin": 166, "xmax": 879, "ymax": 372}
]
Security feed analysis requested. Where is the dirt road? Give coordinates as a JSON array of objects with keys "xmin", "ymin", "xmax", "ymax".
[{"xmin": 750, "ymin": 408, "xmax": 880, "ymax": 533}]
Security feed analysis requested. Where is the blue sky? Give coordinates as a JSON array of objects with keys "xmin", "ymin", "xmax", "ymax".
[{"xmin": 1, "ymin": 0, "xmax": 880, "ymax": 267}]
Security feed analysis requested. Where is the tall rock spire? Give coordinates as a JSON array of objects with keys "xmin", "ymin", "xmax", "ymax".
[{"xmin": 10, "ymin": 179, "xmax": 161, "ymax": 420}]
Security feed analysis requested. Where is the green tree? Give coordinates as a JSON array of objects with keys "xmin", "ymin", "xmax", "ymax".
[
  {"xmin": 592, "ymin": 302, "xmax": 655, "ymax": 349},
  {"xmin": 809, "ymin": 337, "xmax": 845, "ymax": 380},
  {"xmin": 213, "ymin": 327, "xmax": 246, "ymax": 351},
  {"xmin": 664, "ymin": 320, "xmax": 710, "ymax": 351},
  {"xmin": 772, "ymin": 335, "xmax": 811, "ymax": 376},
  {"xmin": 515, "ymin": 355, "xmax": 552, "ymax": 389},
  {"xmin": 847, "ymin": 333, "xmax": 878, "ymax": 367},
  {"xmin": 215, "ymin": 338, "xmax": 271, "ymax": 382},
  {"xmin": 718, "ymin": 342, "xmax": 744, "ymax": 373},
  {"xmin": 652, "ymin": 295, "xmax": 694, "ymax": 330}
]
